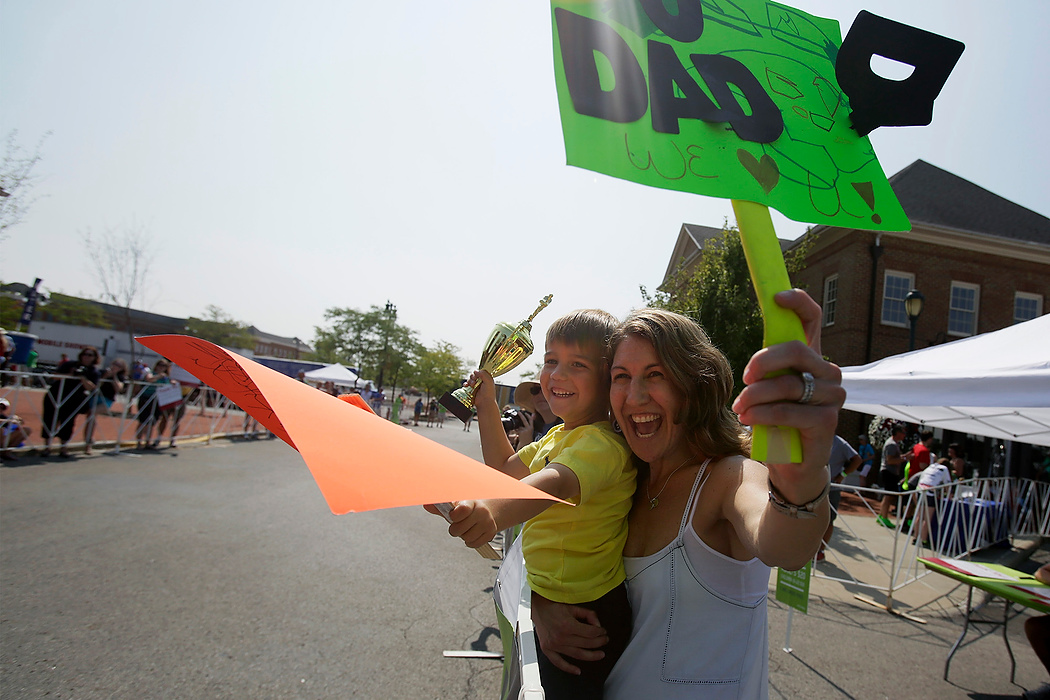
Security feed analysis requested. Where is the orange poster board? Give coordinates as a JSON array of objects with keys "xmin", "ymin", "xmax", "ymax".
[{"xmin": 137, "ymin": 335, "xmax": 558, "ymax": 514}]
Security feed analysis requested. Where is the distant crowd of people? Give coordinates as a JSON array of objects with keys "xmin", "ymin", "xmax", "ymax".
[
  {"xmin": 0, "ymin": 348, "xmax": 197, "ymax": 459},
  {"xmin": 293, "ymin": 370, "xmax": 447, "ymax": 429}
]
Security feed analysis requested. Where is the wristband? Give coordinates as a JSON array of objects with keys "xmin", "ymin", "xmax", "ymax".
[{"xmin": 767, "ymin": 478, "xmax": 830, "ymax": 519}]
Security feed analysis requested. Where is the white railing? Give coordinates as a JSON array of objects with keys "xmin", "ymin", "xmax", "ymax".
[
  {"xmin": 1, "ymin": 368, "xmax": 266, "ymax": 454},
  {"xmin": 816, "ymin": 477, "xmax": 1049, "ymax": 610}
]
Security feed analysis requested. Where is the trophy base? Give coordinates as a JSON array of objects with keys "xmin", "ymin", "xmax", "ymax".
[{"xmin": 439, "ymin": 392, "xmax": 474, "ymax": 424}]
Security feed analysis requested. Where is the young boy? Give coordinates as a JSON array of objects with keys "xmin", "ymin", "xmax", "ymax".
[{"xmin": 445, "ymin": 309, "xmax": 635, "ymax": 698}]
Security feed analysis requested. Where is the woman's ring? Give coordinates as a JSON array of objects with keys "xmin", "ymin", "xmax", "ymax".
[{"xmin": 798, "ymin": 371, "xmax": 815, "ymax": 404}]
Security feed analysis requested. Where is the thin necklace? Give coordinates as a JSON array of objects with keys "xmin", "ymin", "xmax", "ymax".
[{"xmin": 646, "ymin": 454, "xmax": 696, "ymax": 510}]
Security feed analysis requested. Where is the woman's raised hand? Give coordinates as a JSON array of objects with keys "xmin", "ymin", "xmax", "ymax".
[{"xmin": 733, "ymin": 289, "xmax": 845, "ymax": 474}]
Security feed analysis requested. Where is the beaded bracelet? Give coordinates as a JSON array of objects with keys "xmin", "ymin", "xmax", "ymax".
[{"xmin": 767, "ymin": 479, "xmax": 831, "ymax": 519}]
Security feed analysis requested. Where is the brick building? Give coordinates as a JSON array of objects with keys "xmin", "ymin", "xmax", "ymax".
[
  {"xmin": 788, "ymin": 160, "xmax": 1050, "ymax": 466},
  {"xmin": 660, "ymin": 223, "xmax": 794, "ymax": 295},
  {"xmin": 662, "ymin": 160, "xmax": 1050, "ymax": 473},
  {"xmin": 790, "ymin": 160, "xmax": 1050, "ymax": 371},
  {"xmin": 248, "ymin": 326, "xmax": 313, "ymax": 359}
]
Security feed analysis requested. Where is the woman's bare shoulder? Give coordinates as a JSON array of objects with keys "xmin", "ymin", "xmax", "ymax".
[
  {"xmin": 705, "ymin": 454, "xmax": 762, "ymax": 484},
  {"xmin": 699, "ymin": 454, "xmax": 770, "ymax": 517}
]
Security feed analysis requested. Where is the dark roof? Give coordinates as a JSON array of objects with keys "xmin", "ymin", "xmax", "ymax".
[
  {"xmin": 247, "ymin": 325, "xmax": 313, "ymax": 351},
  {"xmin": 682, "ymin": 223, "xmax": 723, "ymax": 242},
  {"xmin": 681, "ymin": 223, "xmax": 793, "ymax": 251},
  {"xmin": 92, "ymin": 299, "xmax": 187, "ymax": 329},
  {"xmin": 890, "ymin": 160, "xmax": 1050, "ymax": 245}
]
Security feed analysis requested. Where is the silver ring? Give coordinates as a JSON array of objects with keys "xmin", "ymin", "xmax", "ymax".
[{"xmin": 798, "ymin": 371, "xmax": 815, "ymax": 404}]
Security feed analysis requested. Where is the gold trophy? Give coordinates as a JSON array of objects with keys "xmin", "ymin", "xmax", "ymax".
[{"xmin": 440, "ymin": 294, "xmax": 553, "ymax": 424}]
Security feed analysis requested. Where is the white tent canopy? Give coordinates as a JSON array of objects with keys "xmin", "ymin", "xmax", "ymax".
[
  {"xmin": 840, "ymin": 314, "xmax": 1050, "ymax": 447},
  {"xmin": 303, "ymin": 363, "xmax": 360, "ymax": 386}
]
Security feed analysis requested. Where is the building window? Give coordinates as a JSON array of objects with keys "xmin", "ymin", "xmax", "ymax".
[
  {"xmin": 1015, "ymin": 292, "xmax": 1043, "ymax": 324},
  {"xmin": 948, "ymin": 282, "xmax": 980, "ymax": 337},
  {"xmin": 822, "ymin": 275, "xmax": 838, "ymax": 327},
  {"xmin": 880, "ymin": 271, "xmax": 914, "ymax": 327}
]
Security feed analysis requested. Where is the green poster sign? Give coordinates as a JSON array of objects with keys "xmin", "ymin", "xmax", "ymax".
[
  {"xmin": 775, "ymin": 562, "xmax": 812, "ymax": 614},
  {"xmin": 550, "ymin": 0, "xmax": 910, "ymax": 231}
]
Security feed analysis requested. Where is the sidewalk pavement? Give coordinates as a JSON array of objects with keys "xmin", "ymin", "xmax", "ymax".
[{"xmin": 765, "ymin": 505, "xmax": 1048, "ymax": 699}]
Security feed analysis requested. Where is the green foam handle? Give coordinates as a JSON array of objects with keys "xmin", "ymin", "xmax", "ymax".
[{"xmin": 731, "ymin": 199, "xmax": 805, "ymax": 464}]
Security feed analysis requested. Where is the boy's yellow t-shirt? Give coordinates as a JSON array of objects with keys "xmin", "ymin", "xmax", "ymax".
[{"xmin": 516, "ymin": 421, "xmax": 636, "ymax": 604}]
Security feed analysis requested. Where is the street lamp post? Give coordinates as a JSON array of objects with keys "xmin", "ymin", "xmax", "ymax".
[
  {"xmin": 905, "ymin": 289, "xmax": 925, "ymax": 351},
  {"xmin": 376, "ymin": 301, "xmax": 397, "ymax": 390}
]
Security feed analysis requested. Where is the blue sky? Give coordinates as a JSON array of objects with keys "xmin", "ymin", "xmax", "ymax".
[{"xmin": 2, "ymin": 0, "xmax": 1047, "ymax": 381}]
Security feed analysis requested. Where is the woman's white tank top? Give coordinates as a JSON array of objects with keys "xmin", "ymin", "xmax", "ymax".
[{"xmin": 605, "ymin": 459, "xmax": 771, "ymax": 700}]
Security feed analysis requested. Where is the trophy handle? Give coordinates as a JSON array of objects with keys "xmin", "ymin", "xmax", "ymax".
[
  {"xmin": 439, "ymin": 294, "xmax": 553, "ymax": 424},
  {"xmin": 521, "ymin": 294, "xmax": 553, "ymax": 329}
]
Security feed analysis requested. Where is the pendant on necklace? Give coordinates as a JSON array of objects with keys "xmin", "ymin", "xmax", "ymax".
[{"xmin": 649, "ymin": 497, "xmax": 658, "ymax": 509}]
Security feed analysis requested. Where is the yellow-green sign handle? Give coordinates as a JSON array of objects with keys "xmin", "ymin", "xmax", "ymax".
[{"xmin": 732, "ymin": 199, "xmax": 804, "ymax": 464}]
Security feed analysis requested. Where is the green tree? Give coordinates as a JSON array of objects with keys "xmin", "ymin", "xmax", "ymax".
[
  {"xmin": 0, "ymin": 293, "xmax": 23, "ymax": 328},
  {"xmin": 44, "ymin": 293, "xmax": 110, "ymax": 328},
  {"xmin": 313, "ymin": 305, "xmax": 423, "ymax": 390},
  {"xmin": 1, "ymin": 288, "xmax": 108, "ymax": 330},
  {"xmin": 186, "ymin": 305, "xmax": 254, "ymax": 349},
  {"xmin": 406, "ymin": 340, "xmax": 468, "ymax": 402},
  {"xmin": 641, "ymin": 223, "xmax": 810, "ymax": 395}
]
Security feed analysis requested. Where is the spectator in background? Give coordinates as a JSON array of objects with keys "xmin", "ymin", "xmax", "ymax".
[
  {"xmin": 25, "ymin": 347, "xmax": 39, "ymax": 386},
  {"xmin": 0, "ymin": 331, "xmax": 13, "ymax": 386},
  {"xmin": 42, "ymin": 347, "xmax": 100, "ymax": 458},
  {"xmin": 130, "ymin": 359, "xmax": 149, "ymax": 411},
  {"xmin": 167, "ymin": 380, "xmax": 195, "ymax": 448},
  {"xmin": 876, "ymin": 424, "xmax": 907, "ymax": 528},
  {"xmin": 1, "ymin": 397, "xmax": 32, "ymax": 461},
  {"xmin": 83, "ymin": 358, "xmax": 128, "ymax": 454},
  {"xmin": 508, "ymin": 379, "xmax": 561, "ymax": 449},
  {"xmin": 948, "ymin": 443, "xmax": 967, "ymax": 480},
  {"xmin": 99, "ymin": 358, "xmax": 129, "ymax": 410},
  {"xmin": 426, "ymin": 399, "xmax": 438, "ymax": 427},
  {"xmin": 903, "ymin": 430, "xmax": 935, "ymax": 489},
  {"xmin": 413, "ymin": 397, "xmax": 424, "ymax": 426},
  {"xmin": 856, "ymin": 433, "xmax": 875, "ymax": 487},
  {"xmin": 817, "ymin": 435, "xmax": 861, "ymax": 562},
  {"xmin": 0, "ymin": 330, "xmax": 10, "ymax": 378},
  {"xmin": 458, "ymin": 381, "xmax": 472, "ymax": 432},
  {"xmin": 136, "ymin": 360, "xmax": 172, "ymax": 450},
  {"xmin": 913, "ymin": 457, "xmax": 954, "ymax": 546}
]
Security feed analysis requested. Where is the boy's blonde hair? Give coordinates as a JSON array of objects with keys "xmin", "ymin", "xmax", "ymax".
[{"xmin": 545, "ymin": 309, "xmax": 619, "ymax": 364}]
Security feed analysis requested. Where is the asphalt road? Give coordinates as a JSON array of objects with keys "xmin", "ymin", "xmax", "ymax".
[
  {"xmin": 1, "ymin": 432, "xmax": 503, "ymax": 699},
  {"xmin": 3, "ymin": 421, "xmax": 1049, "ymax": 699}
]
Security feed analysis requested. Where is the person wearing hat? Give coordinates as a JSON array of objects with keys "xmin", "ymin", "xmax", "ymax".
[
  {"xmin": 510, "ymin": 379, "xmax": 561, "ymax": 448},
  {"xmin": 1, "ymin": 397, "xmax": 32, "ymax": 460}
]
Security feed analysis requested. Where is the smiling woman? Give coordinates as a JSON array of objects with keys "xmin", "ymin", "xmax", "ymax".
[
  {"xmin": 609, "ymin": 311, "xmax": 746, "ymax": 467},
  {"xmin": 531, "ymin": 290, "xmax": 845, "ymax": 700}
]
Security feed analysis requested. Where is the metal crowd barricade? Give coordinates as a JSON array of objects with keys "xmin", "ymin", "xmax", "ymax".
[
  {"xmin": 816, "ymin": 477, "xmax": 1050, "ymax": 615},
  {"xmin": 0, "ymin": 368, "xmax": 263, "ymax": 455}
]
